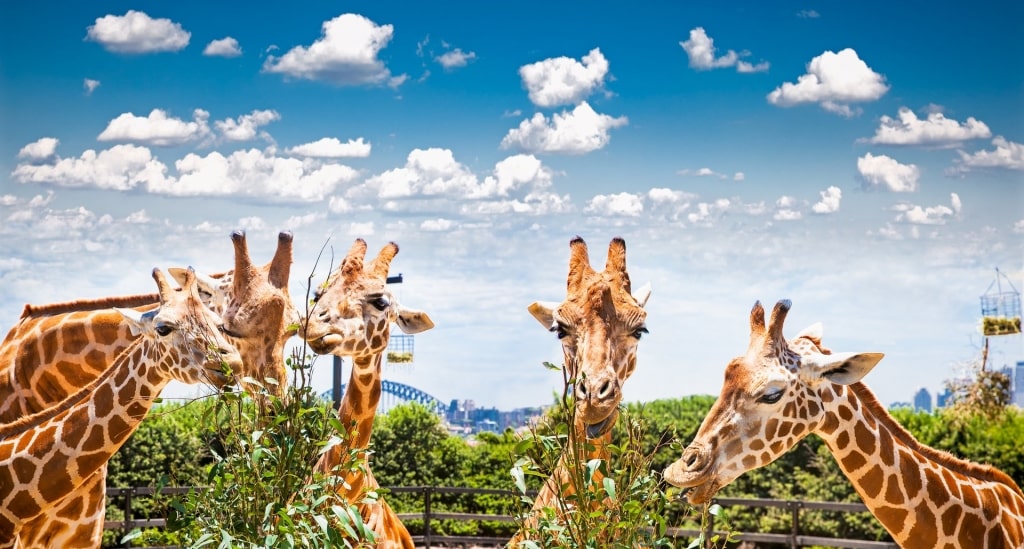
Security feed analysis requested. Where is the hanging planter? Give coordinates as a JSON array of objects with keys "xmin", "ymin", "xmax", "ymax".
[{"xmin": 980, "ymin": 268, "xmax": 1021, "ymax": 336}]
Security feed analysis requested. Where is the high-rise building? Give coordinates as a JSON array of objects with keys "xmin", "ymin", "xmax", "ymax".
[
  {"xmin": 1014, "ymin": 361, "xmax": 1024, "ymax": 407},
  {"xmin": 913, "ymin": 387, "xmax": 932, "ymax": 412}
]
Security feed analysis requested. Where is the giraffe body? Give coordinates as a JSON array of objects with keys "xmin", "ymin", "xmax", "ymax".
[
  {"xmin": 0, "ymin": 268, "xmax": 241, "ymax": 548},
  {"xmin": 511, "ymin": 237, "xmax": 651, "ymax": 545},
  {"xmin": 0, "ymin": 231, "xmax": 295, "ymax": 548},
  {"xmin": 664, "ymin": 300, "xmax": 1024, "ymax": 549},
  {"xmin": 300, "ymin": 238, "xmax": 434, "ymax": 548}
]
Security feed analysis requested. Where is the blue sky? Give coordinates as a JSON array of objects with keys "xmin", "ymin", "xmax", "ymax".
[{"xmin": 1, "ymin": 1, "xmax": 1022, "ymax": 410}]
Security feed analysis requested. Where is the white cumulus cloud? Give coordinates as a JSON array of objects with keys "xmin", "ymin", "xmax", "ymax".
[
  {"xmin": 86, "ymin": 10, "xmax": 190, "ymax": 54},
  {"xmin": 519, "ymin": 48, "xmax": 609, "ymax": 108},
  {"xmin": 436, "ymin": 48, "xmax": 477, "ymax": 70},
  {"xmin": 500, "ymin": 101, "xmax": 628, "ymax": 155},
  {"xmin": 287, "ymin": 137, "xmax": 371, "ymax": 158},
  {"xmin": 894, "ymin": 193, "xmax": 962, "ymax": 225},
  {"xmin": 857, "ymin": 153, "xmax": 919, "ymax": 192},
  {"xmin": 863, "ymin": 107, "xmax": 991, "ymax": 147},
  {"xmin": 12, "ymin": 144, "xmax": 168, "ymax": 191},
  {"xmin": 812, "ymin": 186, "xmax": 842, "ymax": 214},
  {"xmin": 214, "ymin": 109, "xmax": 280, "ymax": 142},
  {"xmin": 262, "ymin": 13, "xmax": 406, "ymax": 87},
  {"xmin": 951, "ymin": 136, "xmax": 1024, "ymax": 173},
  {"xmin": 98, "ymin": 108, "xmax": 211, "ymax": 146},
  {"xmin": 767, "ymin": 48, "xmax": 888, "ymax": 117},
  {"xmin": 680, "ymin": 27, "xmax": 768, "ymax": 73},
  {"xmin": 204, "ymin": 37, "xmax": 242, "ymax": 57},
  {"xmin": 18, "ymin": 138, "xmax": 60, "ymax": 161},
  {"xmin": 585, "ymin": 192, "xmax": 644, "ymax": 217}
]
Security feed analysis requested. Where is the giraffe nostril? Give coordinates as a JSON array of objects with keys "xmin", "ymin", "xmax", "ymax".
[
  {"xmin": 576, "ymin": 381, "xmax": 588, "ymax": 399},
  {"xmin": 597, "ymin": 379, "xmax": 614, "ymax": 399},
  {"xmin": 683, "ymin": 446, "xmax": 701, "ymax": 469}
]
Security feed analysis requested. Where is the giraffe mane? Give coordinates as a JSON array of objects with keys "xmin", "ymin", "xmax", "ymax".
[
  {"xmin": 848, "ymin": 382, "xmax": 1024, "ymax": 494},
  {"xmin": 20, "ymin": 293, "xmax": 160, "ymax": 319}
]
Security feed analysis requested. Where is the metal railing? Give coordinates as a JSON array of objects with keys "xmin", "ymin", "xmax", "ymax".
[{"xmin": 105, "ymin": 486, "xmax": 897, "ymax": 548}]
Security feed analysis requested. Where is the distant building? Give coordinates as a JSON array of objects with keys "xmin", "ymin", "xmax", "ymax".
[
  {"xmin": 936, "ymin": 387, "xmax": 953, "ymax": 409},
  {"xmin": 1016, "ymin": 361, "xmax": 1024, "ymax": 407},
  {"xmin": 913, "ymin": 388, "xmax": 932, "ymax": 412}
]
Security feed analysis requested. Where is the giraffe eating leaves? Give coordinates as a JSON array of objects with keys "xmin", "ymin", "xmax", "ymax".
[
  {"xmin": 0, "ymin": 267, "xmax": 241, "ymax": 547},
  {"xmin": 511, "ymin": 236, "xmax": 651, "ymax": 545},
  {"xmin": 299, "ymin": 238, "xmax": 434, "ymax": 549},
  {"xmin": 664, "ymin": 299, "xmax": 1024, "ymax": 549}
]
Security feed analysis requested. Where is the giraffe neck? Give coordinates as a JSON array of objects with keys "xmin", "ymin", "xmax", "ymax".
[
  {"xmin": 0, "ymin": 338, "xmax": 174, "ymax": 534},
  {"xmin": 814, "ymin": 382, "xmax": 1024, "ymax": 547},
  {"xmin": 0, "ymin": 307, "xmax": 141, "ymax": 420}
]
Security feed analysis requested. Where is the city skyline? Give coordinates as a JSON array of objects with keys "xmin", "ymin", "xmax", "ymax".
[{"xmin": 1, "ymin": 1, "xmax": 1021, "ymax": 410}]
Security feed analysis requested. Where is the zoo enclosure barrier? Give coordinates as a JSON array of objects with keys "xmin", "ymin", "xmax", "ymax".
[{"xmin": 105, "ymin": 486, "xmax": 899, "ymax": 549}]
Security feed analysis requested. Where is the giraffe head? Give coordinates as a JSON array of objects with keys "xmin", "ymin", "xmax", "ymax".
[
  {"xmin": 169, "ymin": 231, "xmax": 299, "ymax": 392},
  {"xmin": 116, "ymin": 267, "xmax": 241, "ymax": 388},
  {"xmin": 528, "ymin": 236, "xmax": 651, "ymax": 438},
  {"xmin": 300, "ymin": 238, "xmax": 434, "ymax": 358},
  {"xmin": 664, "ymin": 299, "xmax": 883, "ymax": 504}
]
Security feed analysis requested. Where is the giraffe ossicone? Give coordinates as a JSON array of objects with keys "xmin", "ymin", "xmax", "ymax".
[{"xmin": 665, "ymin": 299, "xmax": 1024, "ymax": 549}]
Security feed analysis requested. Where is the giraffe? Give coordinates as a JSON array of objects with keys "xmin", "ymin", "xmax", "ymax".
[
  {"xmin": 664, "ymin": 299, "xmax": 1024, "ymax": 549},
  {"xmin": 174, "ymin": 230, "xmax": 300, "ymax": 396},
  {"xmin": 510, "ymin": 236, "xmax": 652, "ymax": 545},
  {"xmin": 299, "ymin": 238, "xmax": 434, "ymax": 549},
  {"xmin": 0, "ymin": 230, "xmax": 295, "ymax": 549},
  {"xmin": 0, "ymin": 267, "xmax": 242, "ymax": 548}
]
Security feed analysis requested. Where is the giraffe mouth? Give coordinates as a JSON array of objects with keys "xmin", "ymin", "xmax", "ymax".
[
  {"xmin": 584, "ymin": 409, "xmax": 618, "ymax": 438},
  {"xmin": 307, "ymin": 334, "xmax": 344, "ymax": 354}
]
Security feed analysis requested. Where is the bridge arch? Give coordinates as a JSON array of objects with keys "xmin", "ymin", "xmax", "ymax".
[{"xmin": 321, "ymin": 380, "xmax": 446, "ymax": 417}]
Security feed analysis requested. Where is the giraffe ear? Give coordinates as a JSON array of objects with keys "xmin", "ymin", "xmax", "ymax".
[
  {"xmin": 528, "ymin": 301, "xmax": 560, "ymax": 330},
  {"xmin": 801, "ymin": 351, "xmax": 884, "ymax": 385},
  {"xmin": 633, "ymin": 282, "xmax": 652, "ymax": 308},
  {"xmin": 396, "ymin": 306, "xmax": 435, "ymax": 334},
  {"xmin": 170, "ymin": 268, "xmax": 229, "ymax": 308},
  {"xmin": 115, "ymin": 307, "xmax": 154, "ymax": 337}
]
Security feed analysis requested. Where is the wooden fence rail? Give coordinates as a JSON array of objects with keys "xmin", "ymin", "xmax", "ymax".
[{"xmin": 105, "ymin": 486, "xmax": 897, "ymax": 548}]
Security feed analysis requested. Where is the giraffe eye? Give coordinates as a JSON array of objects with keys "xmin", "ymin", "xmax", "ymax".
[
  {"xmin": 631, "ymin": 326, "xmax": 649, "ymax": 339},
  {"xmin": 758, "ymin": 390, "xmax": 784, "ymax": 404},
  {"xmin": 550, "ymin": 323, "xmax": 570, "ymax": 339},
  {"xmin": 369, "ymin": 296, "xmax": 390, "ymax": 311},
  {"xmin": 155, "ymin": 323, "xmax": 174, "ymax": 337}
]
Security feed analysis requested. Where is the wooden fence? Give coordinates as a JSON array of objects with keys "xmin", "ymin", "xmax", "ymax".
[{"xmin": 105, "ymin": 486, "xmax": 898, "ymax": 548}]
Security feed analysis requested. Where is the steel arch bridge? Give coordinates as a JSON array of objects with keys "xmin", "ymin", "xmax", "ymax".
[{"xmin": 321, "ymin": 380, "xmax": 446, "ymax": 417}]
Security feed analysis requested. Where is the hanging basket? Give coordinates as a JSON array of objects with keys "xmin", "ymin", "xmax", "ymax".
[
  {"xmin": 980, "ymin": 268, "xmax": 1021, "ymax": 336},
  {"xmin": 386, "ymin": 333, "xmax": 415, "ymax": 364}
]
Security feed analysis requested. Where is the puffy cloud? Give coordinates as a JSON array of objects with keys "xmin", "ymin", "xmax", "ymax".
[
  {"xmin": 863, "ymin": 107, "xmax": 991, "ymax": 147},
  {"xmin": 12, "ymin": 144, "xmax": 168, "ymax": 191},
  {"xmin": 893, "ymin": 193, "xmax": 962, "ymax": 225},
  {"xmin": 83, "ymin": 78, "xmax": 101, "ymax": 95},
  {"xmin": 518, "ymin": 48, "xmax": 609, "ymax": 108},
  {"xmin": 678, "ymin": 167, "xmax": 728, "ymax": 179},
  {"xmin": 203, "ymin": 37, "xmax": 242, "ymax": 57},
  {"xmin": 857, "ymin": 153, "xmax": 919, "ymax": 192},
  {"xmin": 812, "ymin": 186, "xmax": 842, "ymax": 214},
  {"xmin": 767, "ymin": 48, "xmax": 888, "ymax": 116},
  {"xmin": 159, "ymin": 149, "xmax": 360, "ymax": 202},
  {"xmin": 98, "ymin": 109, "xmax": 211, "ymax": 146},
  {"xmin": 774, "ymin": 195, "xmax": 803, "ymax": 220},
  {"xmin": 214, "ymin": 109, "xmax": 280, "ymax": 142},
  {"xmin": 18, "ymin": 138, "xmax": 59, "ymax": 161},
  {"xmin": 436, "ymin": 48, "xmax": 477, "ymax": 70},
  {"xmin": 951, "ymin": 136, "xmax": 1024, "ymax": 173},
  {"xmin": 85, "ymin": 10, "xmax": 190, "ymax": 54},
  {"xmin": 420, "ymin": 218, "xmax": 456, "ymax": 231},
  {"xmin": 687, "ymin": 198, "xmax": 731, "ymax": 227},
  {"xmin": 500, "ymin": 101, "xmax": 628, "ymax": 155},
  {"xmin": 680, "ymin": 27, "xmax": 768, "ymax": 73},
  {"xmin": 262, "ymin": 13, "xmax": 406, "ymax": 87},
  {"xmin": 585, "ymin": 192, "xmax": 644, "ymax": 217},
  {"xmin": 286, "ymin": 137, "xmax": 371, "ymax": 158}
]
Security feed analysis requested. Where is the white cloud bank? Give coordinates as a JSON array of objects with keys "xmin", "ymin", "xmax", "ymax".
[
  {"xmin": 214, "ymin": 109, "xmax": 280, "ymax": 142},
  {"xmin": 812, "ymin": 186, "xmax": 842, "ymax": 214},
  {"xmin": 680, "ymin": 27, "xmax": 768, "ymax": 73},
  {"xmin": 262, "ymin": 13, "xmax": 406, "ymax": 87},
  {"xmin": 863, "ymin": 107, "xmax": 991, "ymax": 147},
  {"xmin": 500, "ymin": 102, "xmax": 628, "ymax": 155},
  {"xmin": 286, "ymin": 137, "xmax": 372, "ymax": 158},
  {"xmin": 857, "ymin": 153, "xmax": 919, "ymax": 192},
  {"xmin": 893, "ymin": 193, "xmax": 962, "ymax": 225},
  {"xmin": 951, "ymin": 136, "xmax": 1024, "ymax": 174},
  {"xmin": 85, "ymin": 10, "xmax": 190, "ymax": 54},
  {"xmin": 519, "ymin": 48, "xmax": 609, "ymax": 108},
  {"xmin": 767, "ymin": 48, "xmax": 888, "ymax": 117}
]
